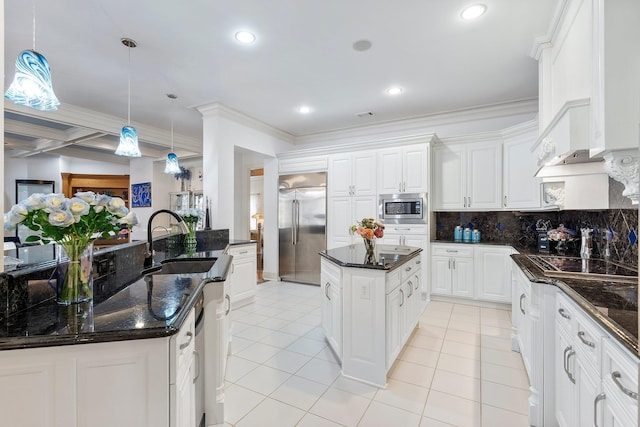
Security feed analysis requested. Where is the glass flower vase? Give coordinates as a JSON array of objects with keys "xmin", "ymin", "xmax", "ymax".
[
  {"xmin": 184, "ymin": 222, "xmax": 197, "ymax": 253},
  {"xmin": 57, "ymin": 241, "xmax": 94, "ymax": 305},
  {"xmin": 363, "ymin": 238, "xmax": 375, "ymax": 253}
]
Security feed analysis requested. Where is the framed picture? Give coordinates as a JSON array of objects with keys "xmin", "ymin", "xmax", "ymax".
[{"xmin": 131, "ymin": 182, "xmax": 152, "ymax": 207}]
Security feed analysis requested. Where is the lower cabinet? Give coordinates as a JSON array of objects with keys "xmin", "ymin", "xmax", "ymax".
[
  {"xmin": 0, "ymin": 309, "xmax": 196, "ymax": 427},
  {"xmin": 226, "ymin": 243, "xmax": 257, "ymax": 308},
  {"xmin": 321, "ymin": 258, "xmax": 342, "ymax": 359},
  {"xmin": 431, "ymin": 243, "xmax": 512, "ymax": 304}
]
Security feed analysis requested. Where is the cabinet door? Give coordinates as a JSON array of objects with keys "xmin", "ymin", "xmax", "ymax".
[
  {"xmin": 352, "ymin": 195, "xmax": 378, "ymax": 225},
  {"xmin": 451, "ymin": 256, "xmax": 474, "ymax": 298},
  {"xmin": 378, "ymin": 149, "xmax": 404, "ymax": 194},
  {"xmin": 328, "ymin": 153, "xmax": 353, "ymax": 197},
  {"xmin": 403, "ymin": 145, "xmax": 428, "ymax": 193},
  {"xmin": 320, "ymin": 279, "xmax": 333, "ymax": 346},
  {"xmin": 432, "ymin": 145, "xmax": 466, "ymax": 210},
  {"xmin": 503, "ymin": 136, "xmax": 541, "ymax": 209},
  {"xmin": 385, "ymin": 286, "xmax": 404, "ymax": 368},
  {"xmin": 602, "ymin": 394, "xmax": 636, "ymax": 427},
  {"xmin": 327, "ymin": 197, "xmax": 352, "ymax": 249},
  {"xmin": 575, "ymin": 355, "xmax": 601, "ymax": 427},
  {"xmin": 467, "ymin": 141, "xmax": 502, "ymax": 209},
  {"xmin": 556, "ymin": 328, "xmax": 575, "ymax": 427},
  {"xmin": 228, "ymin": 245, "xmax": 257, "ymax": 307},
  {"xmin": 175, "ymin": 358, "xmax": 196, "ymax": 427},
  {"xmin": 352, "ymin": 152, "xmax": 377, "ymax": 196},
  {"xmin": 431, "ymin": 256, "xmax": 452, "ymax": 295},
  {"xmin": 475, "ymin": 247, "xmax": 512, "ymax": 303},
  {"xmin": 328, "ymin": 281, "xmax": 342, "ymax": 358}
]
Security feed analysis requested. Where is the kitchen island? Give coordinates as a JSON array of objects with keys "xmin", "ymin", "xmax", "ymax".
[
  {"xmin": 0, "ymin": 236, "xmax": 236, "ymax": 427},
  {"xmin": 319, "ymin": 244, "xmax": 423, "ymax": 388}
]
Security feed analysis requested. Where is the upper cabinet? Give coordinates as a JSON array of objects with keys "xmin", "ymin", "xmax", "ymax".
[
  {"xmin": 432, "ymin": 140, "xmax": 502, "ymax": 210},
  {"xmin": 328, "ymin": 152, "xmax": 377, "ymax": 198},
  {"xmin": 503, "ymin": 125, "xmax": 541, "ymax": 209},
  {"xmin": 377, "ymin": 145, "xmax": 428, "ymax": 194}
]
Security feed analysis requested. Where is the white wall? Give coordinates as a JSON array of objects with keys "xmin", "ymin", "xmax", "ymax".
[{"xmin": 129, "ymin": 157, "xmax": 155, "ymax": 241}]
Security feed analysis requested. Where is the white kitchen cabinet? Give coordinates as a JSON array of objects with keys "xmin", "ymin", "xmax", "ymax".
[
  {"xmin": 385, "ymin": 283, "xmax": 406, "ymax": 367},
  {"xmin": 328, "ymin": 152, "xmax": 377, "ymax": 197},
  {"xmin": 512, "ymin": 265, "xmax": 532, "ymax": 376},
  {"xmin": 555, "ymin": 323, "xmax": 575, "ymax": 427},
  {"xmin": 474, "ymin": 246, "xmax": 513, "ymax": 303},
  {"xmin": 430, "ymin": 244, "xmax": 474, "ymax": 298},
  {"xmin": 502, "ymin": 129, "xmax": 541, "ymax": 209},
  {"xmin": 0, "ymin": 310, "xmax": 202, "ymax": 427},
  {"xmin": 377, "ymin": 144, "xmax": 428, "ymax": 194},
  {"xmin": 327, "ymin": 195, "xmax": 377, "ymax": 249},
  {"xmin": 226, "ymin": 243, "xmax": 257, "ymax": 307},
  {"xmin": 601, "ymin": 338, "xmax": 639, "ymax": 426},
  {"xmin": 320, "ymin": 258, "xmax": 342, "ymax": 359},
  {"xmin": 171, "ymin": 309, "xmax": 197, "ymax": 427},
  {"xmin": 432, "ymin": 140, "xmax": 502, "ymax": 210}
]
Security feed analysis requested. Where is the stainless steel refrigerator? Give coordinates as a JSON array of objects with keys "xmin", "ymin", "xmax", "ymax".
[{"xmin": 278, "ymin": 172, "xmax": 326, "ymax": 285}]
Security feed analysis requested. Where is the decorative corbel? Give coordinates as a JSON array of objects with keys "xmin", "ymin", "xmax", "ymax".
[{"xmin": 603, "ymin": 149, "xmax": 640, "ymax": 204}]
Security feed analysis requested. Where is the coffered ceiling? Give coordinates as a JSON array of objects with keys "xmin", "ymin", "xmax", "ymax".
[{"xmin": 3, "ymin": 0, "xmax": 555, "ymax": 160}]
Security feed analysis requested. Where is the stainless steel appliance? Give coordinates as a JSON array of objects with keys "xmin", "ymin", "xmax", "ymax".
[
  {"xmin": 279, "ymin": 172, "xmax": 327, "ymax": 285},
  {"xmin": 379, "ymin": 193, "xmax": 427, "ymax": 224}
]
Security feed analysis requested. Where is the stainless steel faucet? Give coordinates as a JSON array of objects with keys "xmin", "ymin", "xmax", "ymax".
[{"xmin": 144, "ymin": 209, "xmax": 190, "ymax": 268}]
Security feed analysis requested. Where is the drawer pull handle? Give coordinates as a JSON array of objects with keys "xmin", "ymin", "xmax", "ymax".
[
  {"xmin": 519, "ymin": 293, "xmax": 526, "ymax": 315},
  {"xmin": 399, "ymin": 288, "xmax": 405, "ymax": 307},
  {"xmin": 193, "ymin": 350, "xmax": 200, "ymax": 383},
  {"xmin": 594, "ymin": 392, "xmax": 606, "ymax": 427},
  {"xmin": 577, "ymin": 331, "xmax": 595, "ymax": 348},
  {"xmin": 611, "ymin": 371, "xmax": 638, "ymax": 400},
  {"xmin": 180, "ymin": 331, "xmax": 193, "ymax": 350},
  {"xmin": 416, "ymin": 260, "xmax": 421, "ymax": 265},
  {"xmin": 225, "ymin": 294, "xmax": 231, "ymax": 316},
  {"xmin": 238, "ymin": 250, "xmax": 249, "ymax": 254},
  {"xmin": 445, "ymin": 250, "xmax": 459, "ymax": 253},
  {"xmin": 325, "ymin": 282, "xmax": 331, "ymax": 301},
  {"xmin": 566, "ymin": 347, "xmax": 576, "ymax": 384},
  {"xmin": 405, "ymin": 266, "xmax": 412, "ymax": 272},
  {"xmin": 558, "ymin": 308, "xmax": 571, "ymax": 320}
]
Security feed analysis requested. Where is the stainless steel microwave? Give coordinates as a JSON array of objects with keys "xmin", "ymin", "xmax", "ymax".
[{"xmin": 379, "ymin": 193, "xmax": 428, "ymax": 224}]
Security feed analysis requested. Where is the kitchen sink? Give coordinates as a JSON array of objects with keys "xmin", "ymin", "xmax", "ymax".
[{"xmin": 145, "ymin": 259, "xmax": 216, "ymax": 275}]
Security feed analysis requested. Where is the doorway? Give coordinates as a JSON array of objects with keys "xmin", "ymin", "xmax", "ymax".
[{"xmin": 249, "ymin": 168, "xmax": 264, "ymax": 282}]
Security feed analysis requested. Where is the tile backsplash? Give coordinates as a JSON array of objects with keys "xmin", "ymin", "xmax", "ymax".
[{"xmin": 435, "ymin": 209, "xmax": 639, "ymax": 266}]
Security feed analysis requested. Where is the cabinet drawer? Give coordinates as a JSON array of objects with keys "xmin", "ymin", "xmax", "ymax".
[
  {"xmin": 384, "ymin": 225, "xmax": 428, "ymax": 235},
  {"xmin": 573, "ymin": 308, "xmax": 603, "ymax": 373},
  {"xmin": 602, "ymin": 338, "xmax": 639, "ymax": 412},
  {"xmin": 385, "ymin": 268, "xmax": 403, "ymax": 294},
  {"xmin": 432, "ymin": 244, "xmax": 473, "ymax": 258},
  {"xmin": 555, "ymin": 291, "xmax": 575, "ymax": 334},
  {"xmin": 321, "ymin": 258, "xmax": 342, "ymax": 287},
  {"xmin": 228, "ymin": 244, "xmax": 256, "ymax": 259}
]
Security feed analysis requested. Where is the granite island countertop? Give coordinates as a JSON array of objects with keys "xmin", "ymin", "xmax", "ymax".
[
  {"xmin": 0, "ymin": 253, "xmax": 232, "ymax": 351},
  {"xmin": 512, "ymin": 254, "xmax": 638, "ymax": 356},
  {"xmin": 320, "ymin": 244, "xmax": 422, "ymax": 271}
]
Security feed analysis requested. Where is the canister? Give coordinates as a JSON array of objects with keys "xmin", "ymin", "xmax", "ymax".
[
  {"xmin": 472, "ymin": 229, "xmax": 481, "ymax": 243},
  {"xmin": 454, "ymin": 226, "xmax": 463, "ymax": 242},
  {"xmin": 463, "ymin": 227, "xmax": 472, "ymax": 242}
]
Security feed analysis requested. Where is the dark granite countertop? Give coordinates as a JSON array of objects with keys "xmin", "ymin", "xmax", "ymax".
[
  {"xmin": 320, "ymin": 244, "xmax": 422, "ymax": 271},
  {"xmin": 512, "ymin": 254, "xmax": 638, "ymax": 357},
  {"xmin": 0, "ymin": 253, "xmax": 232, "ymax": 351}
]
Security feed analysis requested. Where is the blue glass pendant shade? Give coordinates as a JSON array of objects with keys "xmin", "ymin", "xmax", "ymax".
[
  {"xmin": 5, "ymin": 50, "xmax": 60, "ymax": 111},
  {"xmin": 115, "ymin": 125, "xmax": 142, "ymax": 157},
  {"xmin": 164, "ymin": 152, "xmax": 181, "ymax": 174}
]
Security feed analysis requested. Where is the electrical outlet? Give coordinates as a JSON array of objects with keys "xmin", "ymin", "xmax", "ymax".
[{"xmin": 360, "ymin": 284, "xmax": 370, "ymax": 300}]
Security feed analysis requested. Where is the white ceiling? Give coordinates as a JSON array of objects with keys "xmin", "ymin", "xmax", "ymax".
[{"xmin": 3, "ymin": 0, "xmax": 556, "ymax": 159}]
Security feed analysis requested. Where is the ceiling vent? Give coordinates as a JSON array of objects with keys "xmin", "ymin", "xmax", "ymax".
[{"xmin": 355, "ymin": 111, "xmax": 374, "ymax": 118}]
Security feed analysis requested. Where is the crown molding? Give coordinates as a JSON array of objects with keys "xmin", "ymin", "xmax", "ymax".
[
  {"xmin": 293, "ymin": 98, "xmax": 538, "ymax": 146},
  {"xmin": 530, "ymin": 0, "xmax": 570, "ymax": 59},
  {"xmin": 196, "ymin": 102, "xmax": 295, "ymax": 144}
]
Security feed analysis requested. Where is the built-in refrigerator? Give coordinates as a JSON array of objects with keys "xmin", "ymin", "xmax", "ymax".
[{"xmin": 278, "ymin": 172, "xmax": 326, "ymax": 285}]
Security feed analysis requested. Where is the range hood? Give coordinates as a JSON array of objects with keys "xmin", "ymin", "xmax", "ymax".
[{"xmin": 532, "ymin": 99, "xmax": 603, "ymax": 177}]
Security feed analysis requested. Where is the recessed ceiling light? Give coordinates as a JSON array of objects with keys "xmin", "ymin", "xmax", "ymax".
[
  {"xmin": 461, "ymin": 4, "xmax": 486, "ymax": 20},
  {"xmin": 235, "ymin": 31, "xmax": 256, "ymax": 44},
  {"xmin": 386, "ymin": 87, "xmax": 404, "ymax": 96},
  {"xmin": 298, "ymin": 106, "xmax": 311, "ymax": 114}
]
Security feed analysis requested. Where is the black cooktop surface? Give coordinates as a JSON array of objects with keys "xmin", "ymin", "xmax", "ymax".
[{"xmin": 527, "ymin": 255, "xmax": 638, "ymax": 283}]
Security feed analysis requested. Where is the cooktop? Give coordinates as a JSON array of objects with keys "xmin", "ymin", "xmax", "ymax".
[{"xmin": 527, "ymin": 255, "xmax": 638, "ymax": 284}]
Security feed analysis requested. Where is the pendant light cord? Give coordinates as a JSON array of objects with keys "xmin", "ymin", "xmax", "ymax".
[
  {"xmin": 32, "ymin": 0, "xmax": 36, "ymax": 50},
  {"xmin": 127, "ymin": 46, "xmax": 131, "ymax": 125}
]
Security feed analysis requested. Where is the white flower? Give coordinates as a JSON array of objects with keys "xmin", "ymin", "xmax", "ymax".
[
  {"xmin": 44, "ymin": 194, "xmax": 67, "ymax": 212},
  {"xmin": 48, "ymin": 209, "xmax": 75, "ymax": 227},
  {"xmin": 107, "ymin": 197, "xmax": 126, "ymax": 215},
  {"xmin": 22, "ymin": 193, "xmax": 47, "ymax": 211},
  {"xmin": 74, "ymin": 191, "xmax": 96, "ymax": 204},
  {"xmin": 68, "ymin": 198, "xmax": 90, "ymax": 217},
  {"xmin": 117, "ymin": 211, "xmax": 139, "ymax": 227},
  {"xmin": 4, "ymin": 213, "xmax": 17, "ymax": 231}
]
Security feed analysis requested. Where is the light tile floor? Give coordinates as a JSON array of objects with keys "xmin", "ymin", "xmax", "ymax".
[{"xmin": 220, "ymin": 281, "xmax": 530, "ymax": 427}]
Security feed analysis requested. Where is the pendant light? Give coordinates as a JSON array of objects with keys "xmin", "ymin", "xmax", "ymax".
[
  {"xmin": 164, "ymin": 94, "xmax": 181, "ymax": 174},
  {"xmin": 115, "ymin": 38, "xmax": 142, "ymax": 157},
  {"xmin": 5, "ymin": 0, "xmax": 60, "ymax": 111}
]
